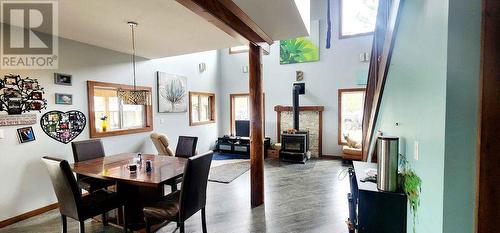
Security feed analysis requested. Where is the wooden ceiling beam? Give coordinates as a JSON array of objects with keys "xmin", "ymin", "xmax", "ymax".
[{"xmin": 175, "ymin": 0, "xmax": 274, "ymax": 46}]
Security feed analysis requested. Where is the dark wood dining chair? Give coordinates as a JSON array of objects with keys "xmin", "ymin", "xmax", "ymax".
[
  {"xmin": 167, "ymin": 136, "xmax": 199, "ymax": 191},
  {"xmin": 175, "ymin": 136, "xmax": 198, "ymax": 158},
  {"xmin": 143, "ymin": 151, "xmax": 213, "ymax": 233},
  {"xmin": 71, "ymin": 139, "xmax": 115, "ymax": 193},
  {"xmin": 42, "ymin": 156, "xmax": 127, "ymax": 233}
]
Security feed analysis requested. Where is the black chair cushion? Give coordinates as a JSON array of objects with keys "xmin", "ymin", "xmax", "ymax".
[
  {"xmin": 77, "ymin": 176, "xmax": 115, "ymax": 192},
  {"xmin": 80, "ymin": 189, "xmax": 122, "ymax": 219},
  {"xmin": 143, "ymin": 190, "xmax": 180, "ymax": 221}
]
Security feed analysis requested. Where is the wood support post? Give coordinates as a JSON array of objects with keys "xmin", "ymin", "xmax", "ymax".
[{"xmin": 249, "ymin": 43, "xmax": 264, "ymax": 207}]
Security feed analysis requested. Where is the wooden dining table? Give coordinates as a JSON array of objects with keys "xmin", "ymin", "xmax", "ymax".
[{"xmin": 70, "ymin": 153, "xmax": 187, "ymax": 230}]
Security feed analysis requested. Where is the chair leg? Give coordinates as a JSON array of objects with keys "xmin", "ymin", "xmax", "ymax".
[
  {"xmin": 179, "ymin": 222, "xmax": 185, "ymax": 233},
  {"xmin": 123, "ymin": 206, "xmax": 128, "ymax": 233},
  {"xmin": 61, "ymin": 215, "xmax": 67, "ymax": 233},
  {"xmin": 79, "ymin": 221, "xmax": 85, "ymax": 233},
  {"xmin": 102, "ymin": 212, "xmax": 108, "ymax": 226},
  {"xmin": 145, "ymin": 217, "xmax": 151, "ymax": 233},
  {"xmin": 201, "ymin": 207, "xmax": 207, "ymax": 233}
]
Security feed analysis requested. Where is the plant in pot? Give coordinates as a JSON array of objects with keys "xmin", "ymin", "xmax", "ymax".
[{"xmin": 400, "ymin": 154, "xmax": 422, "ymax": 233}]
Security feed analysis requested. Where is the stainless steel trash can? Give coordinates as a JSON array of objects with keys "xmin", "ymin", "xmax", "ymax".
[{"xmin": 377, "ymin": 136, "xmax": 399, "ymax": 192}]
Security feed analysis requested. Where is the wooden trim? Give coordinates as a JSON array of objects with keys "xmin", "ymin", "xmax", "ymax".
[
  {"xmin": 249, "ymin": 44, "xmax": 264, "ymax": 207},
  {"xmin": 338, "ymin": 0, "xmax": 375, "ymax": 39},
  {"xmin": 87, "ymin": 81, "xmax": 153, "ymax": 138},
  {"xmin": 362, "ymin": 0, "xmax": 404, "ymax": 161},
  {"xmin": 0, "ymin": 203, "xmax": 58, "ymax": 228},
  {"xmin": 175, "ymin": 0, "xmax": 273, "ymax": 45},
  {"xmin": 477, "ymin": 0, "xmax": 500, "ymax": 231},
  {"xmin": 338, "ymin": 88, "xmax": 366, "ymax": 145},
  {"xmin": 274, "ymin": 105, "xmax": 325, "ymax": 156},
  {"xmin": 188, "ymin": 91, "xmax": 216, "ymax": 126}
]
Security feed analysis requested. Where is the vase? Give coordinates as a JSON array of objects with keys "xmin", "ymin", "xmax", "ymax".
[{"xmin": 101, "ymin": 120, "xmax": 107, "ymax": 132}]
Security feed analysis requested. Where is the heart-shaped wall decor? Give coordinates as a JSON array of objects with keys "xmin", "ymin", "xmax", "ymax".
[{"xmin": 40, "ymin": 110, "xmax": 86, "ymax": 144}]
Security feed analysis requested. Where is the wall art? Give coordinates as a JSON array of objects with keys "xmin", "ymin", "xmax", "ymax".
[
  {"xmin": 55, "ymin": 93, "xmax": 73, "ymax": 105},
  {"xmin": 17, "ymin": 126, "xmax": 36, "ymax": 143},
  {"xmin": 157, "ymin": 72, "xmax": 187, "ymax": 113},
  {"xmin": 0, "ymin": 114, "xmax": 37, "ymax": 126},
  {"xmin": 40, "ymin": 110, "xmax": 86, "ymax": 144},
  {"xmin": 280, "ymin": 20, "xmax": 320, "ymax": 65},
  {"xmin": 0, "ymin": 74, "xmax": 47, "ymax": 115},
  {"xmin": 54, "ymin": 73, "xmax": 72, "ymax": 86}
]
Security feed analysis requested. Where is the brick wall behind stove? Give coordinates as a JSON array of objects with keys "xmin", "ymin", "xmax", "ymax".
[{"xmin": 280, "ymin": 111, "xmax": 321, "ymax": 157}]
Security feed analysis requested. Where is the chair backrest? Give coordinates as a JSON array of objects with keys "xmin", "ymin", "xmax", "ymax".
[
  {"xmin": 175, "ymin": 136, "xmax": 198, "ymax": 158},
  {"xmin": 150, "ymin": 133, "xmax": 175, "ymax": 156},
  {"xmin": 71, "ymin": 139, "xmax": 105, "ymax": 162},
  {"xmin": 42, "ymin": 156, "xmax": 82, "ymax": 220},
  {"xmin": 179, "ymin": 151, "xmax": 213, "ymax": 221}
]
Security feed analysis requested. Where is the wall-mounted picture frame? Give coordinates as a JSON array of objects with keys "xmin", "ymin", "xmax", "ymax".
[
  {"xmin": 4, "ymin": 75, "xmax": 18, "ymax": 85},
  {"xmin": 157, "ymin": 72, "xmax": 187, "ymax": 113},
  {"xmin": 17, "ymin": 126, "xmax": 36, "ymax": 143},
  {"xmin": 55, "ymin": 93, "xmax": 73, "ymax": 105},
  {"xmin": 54, "ymin": 73, "xmax": 72, "ymax": 86}
]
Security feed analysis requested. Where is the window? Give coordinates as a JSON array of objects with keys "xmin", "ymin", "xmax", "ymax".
[
  {"xmin": 340, "ymin": 0, "xmax": 379, "ymax": 38},
  {"xmin": 189, "ymin": 92, "xmax": 216, "ymax": 126},
  {"xmin": 230, "ymin": 93, "xmax": 265, "ymax": 135},
  {"xmin": 229, "ymin": 45, "xmax": 249, "ymax": 54},
  {"xmin": 338, "ymin": 88, "xmax": 366, "ymax": 145},
  {"xmin": 87, "ymin": 81, "xmax": 153, "ymax": 138}
]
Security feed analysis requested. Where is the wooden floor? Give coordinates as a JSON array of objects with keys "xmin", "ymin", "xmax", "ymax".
[{"xmin": 0, "ymin": 158, "xmax": 350, "ymax": 233}]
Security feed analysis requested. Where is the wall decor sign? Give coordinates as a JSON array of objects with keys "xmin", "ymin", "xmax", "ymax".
[
  {"xmin": 54, "ymin": 73, "xmax": 72, "ymax": 86},
  {"xmin": 0, "ymin": 114, "xmax": 37, "ymax": 126},
  {"xmin": 40, "ymin": 110, "xmax": 86, "ymax": 144},
  {"xmin": 157, "ymin": 72, "xmax": 187, "ymax": 113},
  {"xmin": 280, "ymin": 20, "xmax": 320, "ymax": 65},
  {"xmin": 0, "ymin": 74, "xmax": 47, "ymax": 115},
  {"xmin": 17, "ymin": 126, "xmax": 36, "ymax": 143},
  {"xmin": 55, "ymin": 93, "xmax": 73, "ymax": 105}
]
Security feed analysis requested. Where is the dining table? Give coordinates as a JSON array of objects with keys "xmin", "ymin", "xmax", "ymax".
[{"xmin": 70, "ymin": 153, "xmax": 187, "ymax": 230}]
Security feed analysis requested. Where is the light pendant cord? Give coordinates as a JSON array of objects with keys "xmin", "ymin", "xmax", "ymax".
[{"xmin": 130, "ymin": 23, "xmax": 137, "ymax": 91}]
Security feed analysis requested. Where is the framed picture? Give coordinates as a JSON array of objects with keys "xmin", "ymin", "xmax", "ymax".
[
  {"xmin": 30, "ymin": 91, "xmax": 43, "ymax": 100},
  {"xmin": 280, "ymin": 20, "xmax": 320, "ymax": 64},
  {"xmin": 4, "ymin": 75, "xmax": 18, "ymax": 85},
  {"xmin": 157, "ymin": 72, "xmax": 187, "ymax": 113},
  {"xmin": 30, "ymin": 101, "xmax": 42, "ymax": 110},
  {"xmin": 55, "ymin": 93, "xmax": 73, "ymax": 105},
  {"xmin": 54, "ymin": 73, "xmax": 72, "ymax": 86},
  {"xmin": 17, "ymin": 127, "xmax": 36, "ymax": 143},
  {"xmin": 8, "ymin": 99, "xmax": 22, "ymax": 115}
]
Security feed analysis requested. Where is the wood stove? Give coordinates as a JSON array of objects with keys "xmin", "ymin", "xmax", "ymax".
[{"xmin": 280, "ymin": 83, "xmax": 309, "ymax": 163}]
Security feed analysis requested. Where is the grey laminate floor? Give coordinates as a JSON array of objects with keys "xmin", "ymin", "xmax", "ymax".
[{"xmin": 1, "ymin": 158, "xmax": 351, "ymax": 233}]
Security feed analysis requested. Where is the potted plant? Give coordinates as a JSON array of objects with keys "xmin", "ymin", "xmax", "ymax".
[{"xmin": 400, "ymin": 154, "xmax": 422, "ymax": 233}]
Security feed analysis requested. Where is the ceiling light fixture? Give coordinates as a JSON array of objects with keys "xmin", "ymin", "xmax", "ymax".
[{"xmin": 117, "ymin": 21, "xmax": 150, "ymax": 105}]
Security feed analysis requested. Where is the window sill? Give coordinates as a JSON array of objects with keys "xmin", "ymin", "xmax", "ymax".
[
  {"xmin": 90, "ymin": 126, "xmax": 153, "ymax": 138},
  {"xmin": 190, "ymin": 120, "xmax": 215, "ymax": 126}
]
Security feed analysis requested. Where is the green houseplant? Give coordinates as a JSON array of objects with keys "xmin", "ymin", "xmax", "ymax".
[{"xmin": 400, "ymin": 154, "xmax": 422, "ymax": 233}]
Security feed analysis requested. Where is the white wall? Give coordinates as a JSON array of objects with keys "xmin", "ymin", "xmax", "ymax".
[
  {"xmin": 0, "ymin": 38, "xmax": 220, "ymax": 221},
  {"xmin": 218, "ymin": 0, "xmax": 372, "ymax": 156}
]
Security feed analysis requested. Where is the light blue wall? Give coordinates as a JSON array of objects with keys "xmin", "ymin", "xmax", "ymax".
[
  {"xmin": 442, "ymin": 0, "xmax": 481, "ymax": 232},
  {"xmin": 374, "ymin": 0, "xmax": 449, "ymax": 232}
]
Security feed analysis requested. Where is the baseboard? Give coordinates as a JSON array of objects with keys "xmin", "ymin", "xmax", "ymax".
[
  {"xmin": 0, "ymin": 203, "xmax": 58, "ymax": 228},
  {"xmin": 321, "ymin": 154, "xmax": 343, "ymax": 160}
]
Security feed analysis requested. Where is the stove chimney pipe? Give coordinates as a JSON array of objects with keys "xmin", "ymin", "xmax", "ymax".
[{"xmin": 292, "ymin": 83, "xmax": 305, "ymax": 131}]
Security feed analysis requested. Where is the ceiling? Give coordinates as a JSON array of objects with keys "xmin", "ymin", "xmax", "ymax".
[{"xmin": 3, "ymin": 0, "xmax": 309, "ymax": 59}]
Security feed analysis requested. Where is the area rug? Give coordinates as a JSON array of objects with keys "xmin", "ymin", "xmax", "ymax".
[
  {"xmin": 209, "ymin": 161, "xmax": 250, "ymax": 183},
  {"xmin": 213, "ymin": 152, "xmax": 249, "ymax": 160}
]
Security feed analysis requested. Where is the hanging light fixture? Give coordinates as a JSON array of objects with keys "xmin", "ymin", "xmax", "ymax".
[{"xmin": 117, "ymin": 21, "xmax": 150, "ymax": 105}]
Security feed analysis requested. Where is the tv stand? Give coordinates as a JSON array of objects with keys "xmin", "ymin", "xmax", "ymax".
[{"xmin": 216, "ymin": 136, "xmax": 271, "ymax": 157}]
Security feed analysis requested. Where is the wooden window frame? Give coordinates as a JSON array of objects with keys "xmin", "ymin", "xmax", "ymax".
[
  {"xmin": 189, "ymin": 91, "xmax": 216, "ymax": 126},
  {"xmin": 338, "ymin": 88, "xmax": 366, "ymax": 145},
  {"xmin": 229, "ymin": 45, "xmax": 249, "ymax": 54},
  {"xmin": 87, "ymin": 81, "xmax": 153, "ymax": 138},
  {"xmin": 339, "ymin": 0, "xmax": 377, "ymax": 39},
  {"xmin": 229, "ymin": 93, "xmax": 265, "ymax": 135}
]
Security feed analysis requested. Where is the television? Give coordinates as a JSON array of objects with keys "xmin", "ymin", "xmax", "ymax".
[{"xmin": 235, "ymin": 120, "xmax": 250, "ymax": 137}]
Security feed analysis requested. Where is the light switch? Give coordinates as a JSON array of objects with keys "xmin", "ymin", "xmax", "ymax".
[
  {"xmin": 0, "ymin": 129, "xmax": 4, "ymax": 139},
  {"xmin": 160, "ymin": 118, "xmax": 165, "ymax": 124},
  {"xmin": 414, "ymin": 141, "xmax": 419, "ymax": 161}
]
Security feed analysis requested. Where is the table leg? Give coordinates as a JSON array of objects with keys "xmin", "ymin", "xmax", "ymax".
[{"xmin": 117, "ymin": 183, "xmax": 164, "ymax": 231}]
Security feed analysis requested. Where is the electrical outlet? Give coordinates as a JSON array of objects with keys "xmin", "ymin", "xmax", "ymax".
[
  {"xmin": 160, "ymin": 118, "xmax": 165, "ymax": 124},
  {"xmin": 414, "ymin": 141, "xmax": 419, "ymax": 160}
]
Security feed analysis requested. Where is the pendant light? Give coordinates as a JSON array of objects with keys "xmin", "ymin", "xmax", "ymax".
[{"xmin": 117, "ymin": 21, "xmax": 150, "ymax": 105}]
